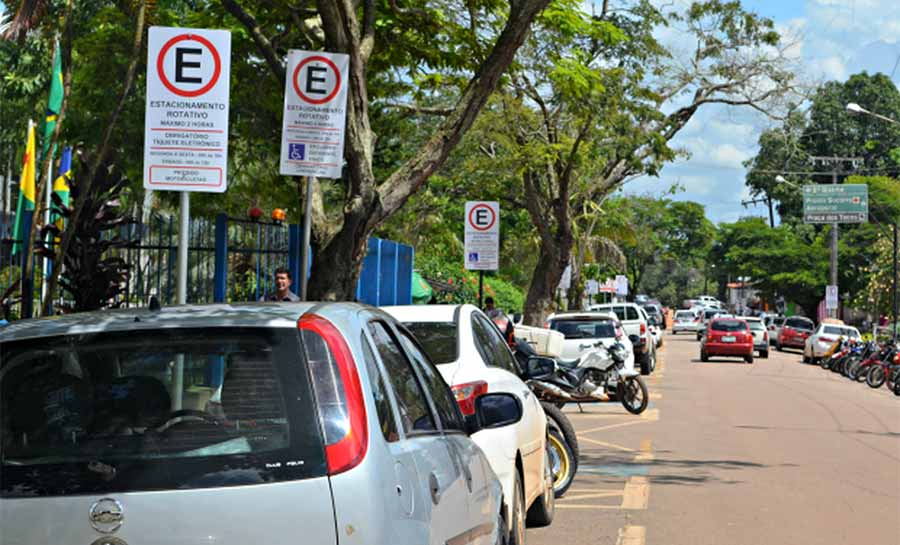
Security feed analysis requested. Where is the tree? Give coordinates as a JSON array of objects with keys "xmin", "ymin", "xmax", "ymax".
[{"xmin": 224, "ymin": 0, "xmax": 553, "ymax": 301}]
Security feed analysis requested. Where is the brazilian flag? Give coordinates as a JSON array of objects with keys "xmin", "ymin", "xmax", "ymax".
[{"xmin": 41, "ymin": 41, "xmax": 64, "ymax": 162}]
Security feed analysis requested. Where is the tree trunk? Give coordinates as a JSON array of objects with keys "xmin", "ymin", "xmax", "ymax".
[
  {"xmin": 523, "ymin": 229, "xmax": 573, "ymax": 326},
  {"xmin": 566, "ymin": 251, "xmax": 583, "ymax": 311}
]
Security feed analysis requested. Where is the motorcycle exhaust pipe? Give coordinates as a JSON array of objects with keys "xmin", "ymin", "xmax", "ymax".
[{"xmin": 527, "ymin": 380, "xmax": 574, "ymax": 400}]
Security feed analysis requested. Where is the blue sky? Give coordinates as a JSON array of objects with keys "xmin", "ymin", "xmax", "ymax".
[{"xmin": 610, "ymin": 0, "xmax": 900, "ymax": 224}]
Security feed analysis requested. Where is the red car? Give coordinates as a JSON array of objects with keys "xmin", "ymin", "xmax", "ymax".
[
  {"xmin": 701, "ymin": 318, "xmax": 755, "ymax": 364},
  {"xmin": 777, "ymin": 316, "xmax": 815, "ymax": 351}
]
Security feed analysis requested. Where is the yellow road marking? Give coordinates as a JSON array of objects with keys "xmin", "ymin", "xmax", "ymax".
[
  {"xmin": 565, "ymin": 412, "xmax": 632, "ymax": 419},
  {"xmin": 640, "ymin": 408, "xmax": 660, "ymax": 421},
  {"xmin": 650, "ymin": 392, "xmax": 663, "ymax": 400},
  {"xmin": 559, "ymin": 491, "xmax": 624, "ymax": 501},
  {"xmin": 578, "ymin": 419, "xmax": 650, "ymax": 436},
  {"xmin": 617, "ymin": 525, "xmax": 647, "ymax": 545},
  {"xmin": 578, "ymin": 436, "xmax": 637, "ymax": 452},
  {"xmin": 639, "ymin": 439, "xmax": 652, "ymax": 451},
  {"xmin": 621, "ymin": 476, "xmax": 650, "ymax": 509},
  {"xmin": 635, "ymin": 439, "xmax": 654, "ymax": 462}
]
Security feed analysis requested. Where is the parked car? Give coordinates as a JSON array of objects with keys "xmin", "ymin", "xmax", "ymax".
[
  {"xmin": 700, "ymin": 317, "xmax": 755, "ymax": 364},
  {"xmin": 647, "ymin": 316, "xmax": 664, "ymax": 348},
  {"xmin": 767, "ymin": 316, "xmax": 786, "ymax": 345},
  {"xmin": 640, "ymin": 303, "xmax": 666, "ymax": 329},
  {"xmin": 672, "ymin": 310, "xmax": 701, "ymax": 334},
  {"xmin": 802, "ymin": 323, "xmax": 861, "ymax": 364},
  {"xmin": 384, "ymin": 304, "xmax": 556, "ymax": 533},
  {"xmin": 742, "ymin": 317, "xmax": 769, "ymax": 358},
  {"xmin": 777, "ymin": 316, "xmax": 815, "ymax": 351},
  {"xmin": 546, "ymin": 311, "xmax": 636, "ymax": 367},
  {"xmin": 588, "ymin": 303, "xmax": 657, "ymax": 375},
  {"xmin": 0, "ymin": 303, "xmax": 520, "ymax": 545}
]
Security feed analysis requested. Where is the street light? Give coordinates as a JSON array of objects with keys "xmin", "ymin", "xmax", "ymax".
[
  {"xmin": 774, "ymin": 175, "xmax": 800, "ymax": 188},
  {"xmin": 844, "ymin": 102, "xmax": 899, "ymax": 340}
]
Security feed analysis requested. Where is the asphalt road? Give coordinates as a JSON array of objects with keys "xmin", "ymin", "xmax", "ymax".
[{"xmin": 528, "ymin": 331, "xmax": 900, "ymax": 545}]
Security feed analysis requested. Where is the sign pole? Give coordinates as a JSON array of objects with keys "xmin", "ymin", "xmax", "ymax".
[
  {"xmin": 478, "ymin": 271, "xmax": 484, "ymax": 309},
  {"xmin": 300, "ymin": 176, "xmax": 313, "ymax": 301},
  {"xmin": 176, "ymin": 191, "xmax": 189, "ymax": 304},
  {"xmin": 893, "ymin": 222, "xmax": 898, "ymax": 342}
]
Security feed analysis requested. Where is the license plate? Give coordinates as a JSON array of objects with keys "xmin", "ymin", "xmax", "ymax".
[{"xmin": 722, "ymin": 336, "xmax": 736, "ymax": 343}]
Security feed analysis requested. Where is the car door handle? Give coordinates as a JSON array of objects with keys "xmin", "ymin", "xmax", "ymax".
[
  {"xmin": 429, "ymin": 472, "xmax": 442, "ymax": 505},
  {"xmin": 579, "ymin": 343, "xmax": 593, "ymax": 350}
]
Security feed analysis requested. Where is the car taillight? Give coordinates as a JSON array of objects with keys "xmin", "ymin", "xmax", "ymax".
[
  {"xmin": 763, "ymin": 331, "xmax": 769, "ymax": 341},
  {"xmin": 299, "ymin": 314, "xmax": 368, "ymax": 476},
  {"xmin": 640, "ymin": 322, "xmax": 647, "ymax": 335},
  {"xmin": 820, "ymin": 336, "xmax": 835, "ymax": 344},
  {"xmin": 451, "ymin": 381, "xmax": 489, "ymax": 416},
  {"xmin": 543, "ymin": 321, "xmax": 550, "ymax": 329}
]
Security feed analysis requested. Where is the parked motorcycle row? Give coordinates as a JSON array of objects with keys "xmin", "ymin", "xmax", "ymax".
[{"xmin": 807, "ymin": 337, "xmax": 900, "ymax": 396}]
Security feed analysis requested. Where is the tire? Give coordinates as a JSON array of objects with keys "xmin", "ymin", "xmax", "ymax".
[
  {"xmin": 745, "ymin": 355, "xmax": 754, "ymax": 364},
  {"xmin": 760, "ymin": 351, "xmax": 769, "ymax": 359},
  {"xmin": 546, "ymin": 428, "xmax": 576, "ymax": 498},
  {"xmin": 494, "ymin": 497, "xmax": 508, "ymax": 545},
  {"xmin": 802, "ymin": 354, "xmax": 810, "ymax": 364},
  {"xmin": 526, "ymin": 442, "xmax": 556, "ymax": 527},
  {"xmin": 856, "ymin": 364, "xmax": 871, "ymax": 383},
  {"xmin": 639, "ymin": 353, "xmax": 651, "ymax": 375},
  {"xmin": 820, "ymin": 357, "xmax": 830, "ymax": 370},
  {"xmin": 866, "ymin": 365, "xmax": 886, "ymax": 389},
  {"xmin": 508, "ymin": 471, "xmax": 526, "ymax": 545},
  {"xmin": 893, "ymin": 379, "xmax": 900, "ymax": 396},
  {"xmin": 619, "ymin": 377, "xmax": 649, "ymax": 415},
  {"xmin": 777, "ymin": 342, "xmax": 784, "ymax": 352},
  {"xmin": 672, "ymin": 331, "xmax": 677, "ymax": 335},
  {"xmin": 700, "ymin": 350, "xmax": 709, "ymax": 362},
  {"xmin": 541, "ymin": 402, "xmax": 579, "ymax": 460}
]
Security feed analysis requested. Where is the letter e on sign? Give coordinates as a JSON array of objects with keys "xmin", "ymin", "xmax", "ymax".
[{"xmin": 293, "ymin": 56, "xmax": 341, "ymax": 105}]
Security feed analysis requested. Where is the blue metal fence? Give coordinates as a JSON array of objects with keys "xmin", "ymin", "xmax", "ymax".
[{"xmin": 0, "ymin": 211, "xmax": 413, "ymax": 320}]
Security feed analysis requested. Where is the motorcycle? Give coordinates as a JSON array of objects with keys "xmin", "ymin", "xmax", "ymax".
[{"xmin": 514, "ymin": 335, "xmax": 649, "ymax": 415}]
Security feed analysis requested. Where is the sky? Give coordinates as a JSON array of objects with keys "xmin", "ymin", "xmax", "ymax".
[{"xmin": 609, "ymin": 0, "xmax": 900, "ymax": 225}]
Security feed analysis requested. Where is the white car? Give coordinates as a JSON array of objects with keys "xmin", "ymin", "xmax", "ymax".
[
  {"xmin": 383, "ymin": 304, "xmax": 555, "ymax": 534},
  {"xmin": 545, "ymin": 312, "xmax": 637, "ymax": 371},
  {"xmin": 803, "ymin": 323, "xmax": 861, "ymax": 363},
  {"xmin": 588, "ymin": 303, "xmax": 657, "ymax": 375},
  {"xmin": 743, "ymin": 317, "xmax": 770, "ymax": 358},
  {"xmin": 672, "ymin": 310, "xmax": 701, "ymax": 334}
]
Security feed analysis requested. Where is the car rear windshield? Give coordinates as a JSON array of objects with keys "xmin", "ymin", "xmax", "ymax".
[
  {"xmin": 0, "ymin": 327, "xmax": 327, "ymax": 498},
  {"xmin": 550, "ymin": 319, "xmax": 618, "ymax": 339},
  {"xmin": 786, "ymin": 317, "xmax": 814, "ymax": 330},
  {"xmin": 823, "ymin": 326, "xmax": 860, "ymax": 338},
  {"xmin": 403, "ymin": 322, "xmax": 458, "ymax": 365},
  {"xmin": 711, "ymin": 320, "xmax": 748, "ymax": 332},
  {"xmin": 597, "ymin": 306, "xmax": 639, "ymax": 321},
  {"xmin": 704, "ymin": 310, "xmax": 720, "ymax": 319},
  {"xmin": 746, "ymin": 321, "xmax": 765, "ymax": 330}
]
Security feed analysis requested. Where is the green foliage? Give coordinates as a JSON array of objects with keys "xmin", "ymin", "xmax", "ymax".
[{"xmin": 414, "ymin": 252, "xmax": 524, "ymax": 311}]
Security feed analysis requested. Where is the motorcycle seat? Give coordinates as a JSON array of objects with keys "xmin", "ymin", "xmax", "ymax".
[{"xmin": 557, "ymin": 357, "xmax": 581, "ymax": 370}]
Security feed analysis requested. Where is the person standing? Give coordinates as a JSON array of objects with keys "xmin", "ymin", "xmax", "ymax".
[{"xmin": 262, "ymin": 267, "xmax": 300, "ymax": 302}]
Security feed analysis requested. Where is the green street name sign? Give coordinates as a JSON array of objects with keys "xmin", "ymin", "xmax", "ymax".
[{"xmin": 802, "ymin": 184, "xmax": 868, "ymax": 224}]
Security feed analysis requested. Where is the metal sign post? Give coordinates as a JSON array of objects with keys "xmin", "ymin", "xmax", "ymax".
[{"xmin": 280, "ymin": 50, "xmax": 350, "ymax": 301}]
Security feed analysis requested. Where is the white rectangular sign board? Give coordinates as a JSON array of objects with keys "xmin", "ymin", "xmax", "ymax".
[
  {"xmin": 144, "ymin": 27, "xmax": 231, "ymax": 192},
  {"xmin": 826, "ymin": 284, "xmax": 839, "ymax": 310},
  {"xmin": 615, "ymin": 275, "xmax": 629, "ymax": 296},
  {"xmin": 280, "ymin": 50, "xmax": 349, "ymax": 178},
  {"xmin": 464, "ymin": 201, "xmax": 500, "ymax": 271}
]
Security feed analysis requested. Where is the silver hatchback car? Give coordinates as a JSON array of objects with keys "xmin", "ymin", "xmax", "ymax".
[{"xmin": 0, "ymin": 303, "xmax": 519, "ymax": 545}]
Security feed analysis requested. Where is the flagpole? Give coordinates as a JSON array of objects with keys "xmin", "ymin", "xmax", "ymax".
[{"xmin": 40, "ymin": 154, "xmax": 54, "ymax": 303}]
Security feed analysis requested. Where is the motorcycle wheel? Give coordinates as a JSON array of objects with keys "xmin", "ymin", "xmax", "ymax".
[
  {"xmin": 893, "ymin": 378, "xmax": 900, "ymax": 396},
  {"xmin": 619, "ymin": 377, "xmax": 649, "ymax": 415},
  {"xmin": 541, "ymin": 402, "xmax": 579, "ymax": 460},
  {"xmin": 847, "ymin": 360, "xmax": 862, "ymax": 380},
  {"xmin": 546, "ymin": 428, "xmax": 576, "ymax": 498},
  {"xmin": 855, "ymin": 364, "xmax": 871, "ymax": 383},
  {"xmin": 820, "ymin": 357, "xmax": 830, "ymax": 370},
  {"xmin": 866, "ymin": 365, "xmax": 886, "ymax": 389}
]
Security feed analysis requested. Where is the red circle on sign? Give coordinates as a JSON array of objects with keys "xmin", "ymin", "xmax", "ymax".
[
  {"xmin": 157, "ymin": 34, "xmax": 222, "ymax": 98},
  {"xmin": 293, "ymin": 55, "xmax": 342, "ymax": 105},
  {"xmin": 468, "ymin": 204, "xmax": 496, "ymax": 231}
]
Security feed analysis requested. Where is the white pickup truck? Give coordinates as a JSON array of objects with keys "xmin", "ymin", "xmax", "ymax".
[{"xmin": 588, "ymin": 303, "xmax": 657, "ymax": 375}]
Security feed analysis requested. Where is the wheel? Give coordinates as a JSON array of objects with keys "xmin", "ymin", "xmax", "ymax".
[
  {"xmin": 526, "ymin": 442, "xmax": 556, "ymax": 527},
  {"xmin": 541, "ymin": 402, "xmax": 579, "ymax": 459},
  {"xmin": 639, "ymin": 353, "xmax": 651, "ymax": 375},
  {"xmin": 649, "ymin": 349, "xmax": 657, "ymax": 372},
  {"xmin": 777, "ymin": 342, "xmax": 784, "ymax": 352},
  {"xmin": 802, "ymin": 354, "xmax": 810, "ymax": 364},
  {"xmin": 820, "ymin": 356, "xmax": 830, "ymax": 370},
  {"xmin": 700, "ymin": 350, "xmax": 709, "ymax": 362},
  {"xmin": 619, "ymin": 377, "xmax": 649, "ymax": 415},
  {"xmin": 866, "ymin": 365, "xmax": 886, "ymax": 389},
  {"xmin": 494, "ymin": 495, "xmax": 508, "ymax": 545},
  {"xmin": 856, "ymin": 364, "xmax": 871, "ymax": 383},
  {"xmin": 507, "ymin": 471, "xmax": 526, "ymax": 545},
  {"xmin": 745, "ymin": 355, "xmax": 754, "ymax": 364},
  {"xmin": 546, "ymin": 428, "xmax": 576, "ymax": 498},
  {"xmin": 893, "ymin": 378, "xmax": 900, "ymax": 396},
  {"xmin": 760, "ymin": 350, "xmax": 769, "ymax": 359},
  {"xmin": 672, "ymin": 331, "xmax": 677, "ymax": 335}
]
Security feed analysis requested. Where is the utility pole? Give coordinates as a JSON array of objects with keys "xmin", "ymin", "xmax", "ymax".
[
  {"xmin": 808, "ymin": 156, "xmax": 863, "ymax": 319},
  {"xmin": 741, "ymin": 195, "xmax": 774, "ymax": 228}
]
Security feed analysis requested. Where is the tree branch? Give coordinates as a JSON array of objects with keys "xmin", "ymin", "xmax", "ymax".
[
  {"xmin": 382, "ymin": 102, "xmax": 455, "ymax": 116},
  {"xmin": 221, "ymin": 0, "xmax": 285, "ymax": 82},
  {"xmin": 360, "ymin": 0, "xmax": 375, "ymax": 61}
]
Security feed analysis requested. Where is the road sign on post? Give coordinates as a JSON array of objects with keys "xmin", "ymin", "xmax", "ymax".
[
  {"xmin": 144, "ymin": 27, "xmax": 231, "ymax": 192},
  {"xmin": 803, "ymin": 184, "xmax": 868, "ymax": 224},
  {"xmin": 280, "ymin": 50, "xmax": 349, "ymax": 178},
  {"xmin": 464, "ymin": 201, "xmax": 500, "ymax": 271},
  {"xmin": 615, "ymin": 275, "xmax": 629, "ymax": 297},
  {"xmin": 825, "ymin": 284, "xmax": 839, "ymax": 310}
]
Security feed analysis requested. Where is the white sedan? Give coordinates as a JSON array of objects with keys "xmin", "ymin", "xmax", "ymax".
[
  {"xmin": 545, "ymin": 311, "xmax": 637, "ymax": 372},
  {"xmin": 384, "ymin": 304, "xmax": 555, "ymax": 540},
  {"xmin": 803, "ymin": 323, "xmax": 861, "ymax": 363}
]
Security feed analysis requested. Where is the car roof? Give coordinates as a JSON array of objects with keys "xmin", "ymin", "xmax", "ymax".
[
  {"xmin": 0, "ymin": 302, "xmax": 344, "ymax": 343},
  {"xmin": 743, "ymin": 317, "xmax": 763, "ymax": 322},
  {"xmin": 381, "ymin": 304, "xmax": 468, "ymax": 323},
  {"xmin": 550, "ymin": 312, "xmax": 618, "ymax": 321}
]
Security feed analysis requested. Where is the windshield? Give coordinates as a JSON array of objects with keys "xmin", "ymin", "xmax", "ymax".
[
  {"xmin": 704, "ymin": 310, "xmax": 720, "ymax": 319},
  {"xmin": 746, "ymin": 321, "xmax": 765, "ymax": 331},
  {"xmin": 711, "ymin": 320, "xmax": 748, "ymax": 332},
  {"xmin": 786, "ymin": 318, "xmax": 814, "ymax": 331},
  {"xmin": 403, "ymin": 322, "xmax": 458, "ymax": 364},
  {"xmin": 1, "ymin": 328, "xmax": 325, "ymax": 498},
  {"xmin": 675, "ymin": 312, "xmax": 694, "ymax": 320},
  {"xmin": 550, "ymin": 319, "xmax": 618, "ymax": 339},
  {"xmin": 822, "ymin": 326, "xmax": 860, "ymax": 338}
]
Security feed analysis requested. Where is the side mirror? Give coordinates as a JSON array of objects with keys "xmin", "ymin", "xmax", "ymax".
[
  {"xmin": 513, "ymin": 313, "xmax": 523, "ymax": 324},
  {"xmin": 628, "ymin": 334, "xmax": 640, "ymax": 345},
  {"xmin": 525, "ymin": 356, "xmax": 557, "ymax": 378},
  {"xmin": 475, "ymin": 393, "xmax": 523, "ymax": 430}
]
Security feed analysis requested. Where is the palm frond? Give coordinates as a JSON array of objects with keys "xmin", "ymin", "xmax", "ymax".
[{"xmin": 1, "ymin": 0, "xmax": 50, "ymax": 41}]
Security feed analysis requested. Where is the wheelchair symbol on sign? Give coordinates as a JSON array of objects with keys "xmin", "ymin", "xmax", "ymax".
[{"xmin": 288, "ymin": 143, "xmax": 306, "ymax": 161}]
